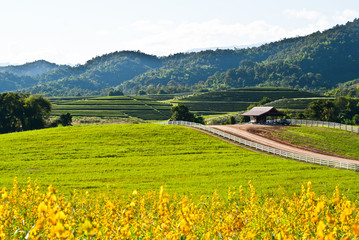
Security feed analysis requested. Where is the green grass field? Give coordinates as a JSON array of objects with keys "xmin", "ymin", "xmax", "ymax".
[
  {"xmin": 50, "ymin": 96, "xmax": 172, "ymax": 120},
  {"xmin": 272, "ymin": 126, "xmax": 359, "ymax": 159},
  {"xmin": 0, "ymin": 124, "xmax": 358, "ymax": 199}
]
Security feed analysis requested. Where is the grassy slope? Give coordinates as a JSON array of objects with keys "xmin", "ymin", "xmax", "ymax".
[
  {"xmin": 272, "ymin": 126, "xmax": 359, "ymax": 159},
  {"xmin": 0, "ymin": 124, "xmax": 358, "ymax": 199}
]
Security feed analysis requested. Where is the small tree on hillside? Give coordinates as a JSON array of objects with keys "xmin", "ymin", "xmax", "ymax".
[
  {"xmin": 108, "ymin": 89, "xmax": 124, "ymax": 96},
  {"xmin": 60, "ymin": 113, "xmax": 72, "ymax": 126},
  {"xmin": 170, "ymin": 104, "xmax": 204, "ymax": 124},
  {"xmin": 138, "ymin": 90, "xmax": 146, "ymax": 95}
]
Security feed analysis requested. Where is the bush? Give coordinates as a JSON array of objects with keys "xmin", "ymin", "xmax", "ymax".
[{"xmin": 170, "ymin": 104, "xmax": 204, "ymax": 124}]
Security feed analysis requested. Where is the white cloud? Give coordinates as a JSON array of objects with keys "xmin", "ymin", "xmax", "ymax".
[
  {"xmin": 122, "ymin": 19, "xmax": 295, "ymax": 55},
  {"xmin": 121, "ymin": 18, "xmax": 336, "ymax": 56},
  {"xmin": 95, "ymin": 30, "xmax": 110, "ymax": 36},
  {"xmin": 283, "ymin": 8, "xmax": 324, "ymax": 21},
  {"xmin": 333, "ymin": 10, "xmax": 359, "ymax": 23}
]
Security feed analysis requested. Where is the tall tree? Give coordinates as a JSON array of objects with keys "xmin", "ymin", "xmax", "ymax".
[
  {"xmin": 23, "ymin": 95, "xmax": 52, "ymax": 130},
  {"xmin": 0, "ymin": 93, "xmax": 52, "ymax": 133}
]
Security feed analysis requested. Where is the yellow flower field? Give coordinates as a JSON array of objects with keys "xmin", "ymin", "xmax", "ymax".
[{"xmin": 0, "ymin": 178, "xmax": 358, "ymax": 239}]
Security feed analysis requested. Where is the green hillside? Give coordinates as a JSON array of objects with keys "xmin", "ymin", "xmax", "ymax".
[
  {"xmin": 0, "ymin": 19, "xmax": 358, "ymax": 96},
  {"xmin": 263, "ymin": 97, "xmax": 333, "ymax": 113},
  {"xmin": 171, "ymin": 87, "xmax": 318, "ymax": 115},
  {"xmin": 0, "ymin": 124, "xmax": 358, "ymax": 198},
  {"xmin": 51, "ymin": 96, "xmax": 172, "ymax": 120}
]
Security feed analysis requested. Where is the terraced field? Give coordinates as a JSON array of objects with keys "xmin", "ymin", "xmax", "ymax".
[
  {"xmin": 264, "ymin": 97, "xmax": 333, "ymax": 113},
  {"xmin": 171, "ymin": 87, "xmax": 319, "ymax": 115},
  {"xmin": 49, "ymin": 88, "xmax": 320, "ymax": 120},
  {"xmin": 51, "ymin": 96, "xmax": 172, "ymax": 120}
]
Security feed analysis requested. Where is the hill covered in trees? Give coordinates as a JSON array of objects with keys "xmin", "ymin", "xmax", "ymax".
[{"xmin": 1, "ymin": 19, "xmax": 359, "ymax": 96}]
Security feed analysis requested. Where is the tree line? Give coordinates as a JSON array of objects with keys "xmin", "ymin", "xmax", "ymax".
[
  {"xmin": 0, "ymin": 92, "xmax": 72, "ymax": 134},
  {"xmin": 304, "ymin": 97, "xmax": 359, "ymax": 125}
]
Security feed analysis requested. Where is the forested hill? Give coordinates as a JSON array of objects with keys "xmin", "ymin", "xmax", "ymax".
[
  {"xmin": 205, "ymin": 19, "xmax": 359, "ymax": 91},
  {"xmin": 0, "ymin": 60, "xmax": 67, "ymax": 77},
  {"xmin": 0, "ymin": 60, "xmax": 68, "ymax": 92},
  {"xmin": 1, "ymin": 19, "xmax": 359, "ymax": 96}
]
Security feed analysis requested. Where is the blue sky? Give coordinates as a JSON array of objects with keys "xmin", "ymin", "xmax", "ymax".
[{"xmin": 1, "ymin": 0, "xmax": 358, "ymax": 65}]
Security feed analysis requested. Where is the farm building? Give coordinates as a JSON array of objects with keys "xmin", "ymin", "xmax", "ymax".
[{"xmin": 241, "ymin": 107, "xmax": 286, "ymax": 124}]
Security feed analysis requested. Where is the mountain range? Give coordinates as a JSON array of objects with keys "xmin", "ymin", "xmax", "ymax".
[{"xmin": 1, "ymin": 18, "xmax": 359, "ymax": 96}]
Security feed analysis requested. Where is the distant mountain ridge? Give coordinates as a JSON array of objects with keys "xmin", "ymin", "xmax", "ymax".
[
  {"xmin": 1, "ymin": 18, "xmax": 359, "ymax": 96},
  {"xmin": 0, "ymin": 60, "xmax": 68, "ymax": 77},
  {"xmin": 0, "ymin": 60, "xmax": 69, "ymax": 92}
]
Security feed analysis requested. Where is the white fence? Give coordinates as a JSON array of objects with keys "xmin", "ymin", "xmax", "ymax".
[
  {"xmin": 286, "ymin": 119, "xmax": 359, "ymax": 133},
  {"xmin": 160, "ymin": 121, "xmax": 359, "ymax": 171}
]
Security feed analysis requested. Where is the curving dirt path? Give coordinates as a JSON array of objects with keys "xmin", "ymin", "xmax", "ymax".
[{"xmin": 211, "ymin": 124, "xmax": 359, "ymax": 165}]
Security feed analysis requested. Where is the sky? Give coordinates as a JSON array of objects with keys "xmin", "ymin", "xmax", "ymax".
[{"xmin": 1, "ymin": 0, "xmax": 358, "ymax": 65}]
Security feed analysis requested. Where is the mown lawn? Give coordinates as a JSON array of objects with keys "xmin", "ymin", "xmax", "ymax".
[
  {"xmin": 272, "ymin": 126, "xmax": 359, "ymax": 159},
  {"xmin": 0, "ymin": 124, "xmax": 358, "ymax": 199}
]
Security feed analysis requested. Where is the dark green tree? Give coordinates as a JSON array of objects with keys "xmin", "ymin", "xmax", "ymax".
[
  {"xmin": 138, "ymin": 90, "xmax": 146, "ymax": 95},
  {"xmin": 304, "ymin": 99, "xmax": 337, "ymax": 122},
  {"xmin": 0, "ymin": 92, "xmax": 26, "ymax": 133},
  {"xmin": 170, "ymin": 104, "xmax": 204, "ymax": 124},
  {"xmin": 108, "ymin": 89, "xmax": 124, "ymax": 96},
  {"xmin": 0, "ymin": 93, "xmax": 52, "ymax": 133},
  {"xmin": 352, "ymin": 114, "xmax": 359, "ymax": 125},
  {"xmin": 157, "ymin": 89, "xmax": 167, "ymax": 94},
  {"xmin": 22, "ymin": 95, "xmax": 52, "ymax": 130},
  {"xmin": 224, "ymin": 116, "xmax": 236, "ymax": 125},
  {"xmin": 60, "ymin": 113, "xmax": 73, "ymax": 126}
]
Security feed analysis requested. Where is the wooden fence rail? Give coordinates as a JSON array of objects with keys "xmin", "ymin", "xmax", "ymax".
[{"xmin": 160, "ymin": 121, "xmax": 359, "ymax": 171}]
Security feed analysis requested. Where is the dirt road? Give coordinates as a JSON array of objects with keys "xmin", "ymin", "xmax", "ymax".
[{"xmin": 212, "ymin": 124, "xmax": 359, "ymax": 165}]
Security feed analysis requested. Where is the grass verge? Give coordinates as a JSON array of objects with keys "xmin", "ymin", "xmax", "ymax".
[{"xmin": 272, "ymin": 126, "xmax": 359, "ymax": 159}]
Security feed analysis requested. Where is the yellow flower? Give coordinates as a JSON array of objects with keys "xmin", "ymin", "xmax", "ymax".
[
  {"xmin": 51, "ymin": 222, "xmax": 69, "ymax": 239},
  {"xmin": 352, "ymin": 223, "xmax": 359, "ymax": 236},
  {"xmin": 316, "ymin": 220, "xmax": 326, "ymax": 239},
  {"xmin": 79, "ymin": 219, "xmax": 96, "ymax": 236},
  {"xmin": 37, "ymin": 202, "xmax": 47, "ymax": 213}
]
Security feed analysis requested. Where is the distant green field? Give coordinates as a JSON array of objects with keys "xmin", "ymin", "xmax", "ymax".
[
  {"xmin": 0, "ymin": 124, "xmax": 358, "ymax": 199},
  {"xmin": 50, "ymin": 96, "xmax": 172, "ymax": 120},
  {"xmin": 272, "ymin": 126, "xmax": 359, "ymax": 159},
  {"xmin": 171, "ymin": 87, "xmax": 318, "ymax": 115}
]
